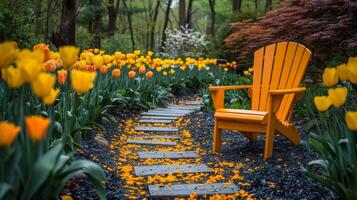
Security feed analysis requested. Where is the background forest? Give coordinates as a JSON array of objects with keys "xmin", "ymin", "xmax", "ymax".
[{"xmin": 0, "ymin": 0, "xmax": 281, "ymax": 56}]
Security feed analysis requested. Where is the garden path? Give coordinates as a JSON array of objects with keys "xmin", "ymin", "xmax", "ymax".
[{"xmin": 112, "ymin": 100, "xmax": 253, "ymax": 199}]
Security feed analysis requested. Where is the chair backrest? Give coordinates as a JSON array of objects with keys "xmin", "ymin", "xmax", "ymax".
[{"xmin": 251, "ymin": 42, "xmax": 311, "ymax": 122}]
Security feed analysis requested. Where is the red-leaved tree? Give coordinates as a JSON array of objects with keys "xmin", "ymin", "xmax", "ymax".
[{"xmin": 224, "ymin": 0, "xmax": 357, "ymax": 68}]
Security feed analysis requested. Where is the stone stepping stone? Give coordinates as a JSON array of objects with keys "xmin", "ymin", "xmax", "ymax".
[
  {"xmin": 134, "ymin": 135, "xmax": 180, "ymax": 139},
  {"xmin": 148, "ymin": 183, "xmax": 240, "ymax": 197},
  {"xmin": 127, "ymin": 139, "xmax": 176, "ymax": 146},
  {"xmin": 146, "ymin": 110, "xmax": 191, "ymax": 115},
  {"xmin": 135, "ymin": 126, "xmax": 178, "ymax": 132},
  {"xmin": 140, "ymin": 116, "xmax": 178, "ymax": 120},
  {"xmin": 134, "ymin": 164, "xmax": 211, "ymax": 176},
  {"xmin": 168, "ymin": 105, "xmax": 201, "ymax": 110},
  {"xmin": 155, "ymin": 108, "xmax": 193, "ymax": 113},
  {"xmin": 138, "ymin": 119, "xmax": 172, "ymax": 124},
  {"xmin": 138, "ymin": 151, "xmax": 199, "ymax": 159},
  {"xmin": 142, "ymin": 112, "xmax": 185, "ymax": 117},
  {"xmin": 185, "ymin": 101, "xmax": 203, "ymax": 105}
]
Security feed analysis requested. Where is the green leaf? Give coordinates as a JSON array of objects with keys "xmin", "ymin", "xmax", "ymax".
[{"xmin": 0, "ymin": 182, "xmax": 11, "ymax": 199}]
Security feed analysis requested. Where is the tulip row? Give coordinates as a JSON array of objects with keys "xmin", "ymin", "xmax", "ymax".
[
  {"xmin": 314, "ymin": 57, "xmax": 357, "ymax": 130},
  {"xmin": 303, "ymin": 56, "xmax": 357, "ymax": 200},
  {"xmin": 0, "ymin": 41, "xmax": 241, "ymax": 199}
]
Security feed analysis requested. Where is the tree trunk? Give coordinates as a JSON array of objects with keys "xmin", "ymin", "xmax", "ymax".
[
  {"xmin": 179, "ymin": 0, "xmax": 186, "ymax": 29},
  {"xmin": 44, "ymin": 0, "xmax": 53, "ymax": 42},
  {"xmin": 265, "ymin": 0, "xmax": 272, "ymax": 12},
  {"xmin": 186, "ymin": 0, "xmax": 193, "ymax": 29},
  {"xmin": 208, "ymin": 0, "xmax": 215, "ymax": 39},
  {"xmin": 107, "ymin": 0, "xmax": 120, "ymax": 37},
  {"xmin": 92, "ymin": 0, "xmax": 102, "ymax": 48},
  {"xmin": 160, "ymin": 0, "xmax": 172, "ymax": 51},
  {"xmin": 149, "ymin": 0, "xmax": 160, "ymax": 50},
  {"xmin": 123, "ymin": 0, "xmax": 135, "ymax": 51},
  {"xmin": 232, "ymin": 0, "xmax": 242, "ymax": 13},
  {"xmin": 53, "ymin": 0, "xmax": 76, "ymax": 46},
  {"xmin": 35, "ymin": 0, "xmax": 42, "ymax": 37}
]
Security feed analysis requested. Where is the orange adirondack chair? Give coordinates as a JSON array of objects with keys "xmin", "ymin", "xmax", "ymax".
[{"xmin": 209, "ymin": 42, "xmax": 312, "ymax": 159}]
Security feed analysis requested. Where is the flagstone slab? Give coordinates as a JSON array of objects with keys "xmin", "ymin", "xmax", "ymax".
[
  {"xmin": 138, "ymin": 119, "xmax": 172, "ymax": 124},
  {"xmin": 142, "ymin": 112, "xmax": 185, "ymax": 117},
  {"xmin": 148, "ymin": 183, "xmax": 240, "ymax": 197},
  {"xmin": 140, "ymin": 116, "xmax": 178, "ymax": 120},
  {"xmin": 134, "ymin": 135, "xmax": 180, "ymax": 139},
  {"xmin": 134, "ymin": 164, "xmax": 211, "ymax": 176},
  {"xmin": 127, "ymin": 139, "xmax": 176, "ymax": 146},
  {"xmin": 167, "ymin": 105, "xmax": 201, "ymax": 110},
  {"xmin": 154, "ymin": 108, "xmax": 193, "ymax": 113},
  {"xmin": 135, "ymin": 126, "xmax": 178, "ymax": 132},
  {"xmin": 138, "ymin": 151, "xmax": 199, "ymax": 159},
  {"xmin": 184, "ymin": 101, "xmax": 203, "ymax": 105}
]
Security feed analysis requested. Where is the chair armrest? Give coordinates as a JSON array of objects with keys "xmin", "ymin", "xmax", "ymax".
[
  {"xmin": 267, "ymin": 87, "xmax": 306, "ymax": 114},
  {"xmin": 209, "ymin": 85, "xmax": 252, "ymax": 109},
  {"xmin": 209, "ymin": 85, "xmax": 252, "ymax": 92},
  {"xmin": 269, "ymin": 87, "xmax": 306, "ymax": 95}
]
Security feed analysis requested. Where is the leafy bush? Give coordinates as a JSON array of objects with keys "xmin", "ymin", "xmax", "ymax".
[{"xmin": 224, "ymin": 0, "xmax": 357, "ymax": 67}]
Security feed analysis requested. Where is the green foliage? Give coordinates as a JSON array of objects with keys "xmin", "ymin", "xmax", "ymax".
[{"xmin": 302, "ymin": 108, "xmax": 357, "ymax": 200}]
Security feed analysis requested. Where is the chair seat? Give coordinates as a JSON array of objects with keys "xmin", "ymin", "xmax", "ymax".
[{"xmin": 214, "ymin": 108, "xmax": 268, "ymax": 124}]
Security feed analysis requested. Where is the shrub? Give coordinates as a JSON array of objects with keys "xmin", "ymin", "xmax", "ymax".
[{"xmin": 224, "ymin": 0, "xmax": 357, "ymax": 67}]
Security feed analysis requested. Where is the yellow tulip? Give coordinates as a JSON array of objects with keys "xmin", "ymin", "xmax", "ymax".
[
  {"xmin": 337, "ymin": 64, "xmax": 349, "ymax": 81},
  {"xmin": 42, "ymin": 88, "xmax": 60, "ymax": 105},
  {"xmin": 163, "ymin": 71, "xmax": 168, "ymax": 76},
  {"xmin": 328, "ymin": 87, "xmax": 347, "ymax": 107},
  {"xmin": 322, "ymin": 67, "xmax": 338, "ymax": 87},
  {"xmin": 59, "ymin": 46, "xmax": 79, "ymax": 68},
  {"xmin": 346, "ymin": 57, "xmax": 357, "ymax": 84},
  {"xmin": 32, "ymin": 73, "xmax": 56, "ymax": 98},
  {"xmin": 0, "ymin": 41, "xmax": 18, "ymax": 68},
  {"xmin": 16, "ymin": 49, "xmax": 44, "ymax": 83},
  {"xmin": 170, "ymin": 69, "xmax": 175, "ymax": 74},
  {"xmin": 6, "ymin": 66, "xmax": 24, "ymax": 89},
  {"xmin": 147, "ymin": 51, "xmax": 154, "ymax": 57},
  {"xmin": 0, "ymin": 121, "xmax": 21, "ymax": 146},
  {"xmin": 92, "ymin": 55, "xmax": 104, "ymax": 68},
  {"xmin": 345, "ymin": 111, "xmax": 357, "ymax": 130},
  {"xmin": 25, "ymin": 115, "xmax": 50, "ymax": 141},
  {"xmin": 134, "ymin": 50, "xmax": 141, "ymax": 56},
  {"xmin": 248, "ymin": 67, "xmax": 253, "ymax": 72},
  {"xmin": 314, "ymin": 96, "xmax": 331, "ymax": 112},
  {"xmin": 71, "ymin": 70, "xmax": 97, "ymax": 93},
  {"xmin": 1, "ymin": 68, "xmax": 6, "ymax": 81},
  {"xmin": 243, "ymin": 70, "xmax": 249, "ymax": 76}
]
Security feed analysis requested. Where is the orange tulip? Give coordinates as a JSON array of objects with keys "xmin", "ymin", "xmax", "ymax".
[
  {"xmin": 139, "ymin": 66, "xmax": 146, "ymax": 74},
  {"xmin": 0, "ymin": 121, "xmax": 21, "ymax": 146},
  {"xmin": 57, "ymin": 69, "xmax": 68, "ymax": 85},
  {"xmin": 112, "ymin": 69, "xmax": 121, "ymax": 78},
  {"xmin": 25, "ymin": 115, "xmax": 50, "ymax": 141},
  {"xmin": 33, "ymin": 43, "xmax": 51, "ymax": 62},
  {"xmin": 100, "ymin": 65, "xmax": 108, "ymax": 74},
  {"xmin": 44, "ymin": 59, "xmax": 57, "ymax": 72},
  {"xmin": 128, "ymin": 71, "xmax": 136, "ymax": 79},
  {"xmin": 146, "ymin": 71, "xmax": 153, "ymax": 79}
]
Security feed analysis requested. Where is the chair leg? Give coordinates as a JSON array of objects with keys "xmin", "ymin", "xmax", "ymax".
[
  {"xmin": 264, "ymin": 120, "xmax": 275, "ymax": 160},
  {"xmin": 213, "ymin": 120, "xmax": 222, "ymax": 153}
]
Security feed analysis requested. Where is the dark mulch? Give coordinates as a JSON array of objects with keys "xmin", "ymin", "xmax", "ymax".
[
  {"xmin": 187, "ymin": 110, "xmax": 337, "ymax": 200},
  {"xmin": 62, "ymin": 101, "xmax": 337, "ymax": 200}
]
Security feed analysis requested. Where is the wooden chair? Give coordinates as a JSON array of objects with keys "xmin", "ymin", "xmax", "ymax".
[{"xmin": 209, "ymin": 42, "xmax": 312, "ymax": 159}]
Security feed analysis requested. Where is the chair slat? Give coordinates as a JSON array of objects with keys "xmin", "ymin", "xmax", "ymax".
[
  {"xmin": 278, "ymin": 42, "xmax": 298, "ymax": 90},
  {"xmin": 259, "ymin": 43, "xmax": 276, "ymax": 111},
  {"xmin": 251, "ymin": 48, "xmax": 265, "ymax": 110},
  {"xmin": 278, "ymin": 47, "xmax": 311, "ymax": 121}
]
